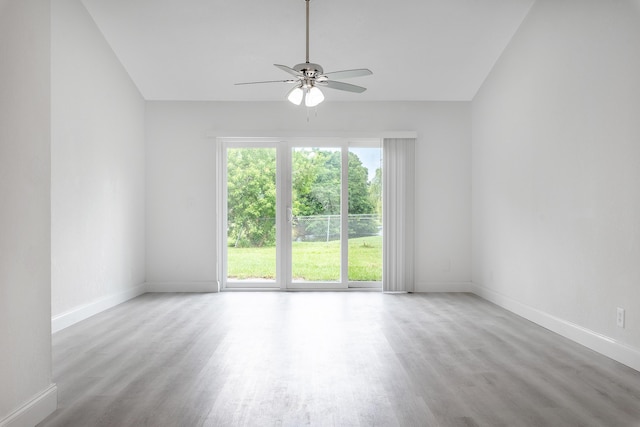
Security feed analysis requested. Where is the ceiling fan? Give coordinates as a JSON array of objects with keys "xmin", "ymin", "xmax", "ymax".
[{"xmin": 235, "ymin": 0, "xmax": 372, "ymax": 107}]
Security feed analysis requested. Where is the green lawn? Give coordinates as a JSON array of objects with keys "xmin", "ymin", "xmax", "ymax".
[{"xmin": 227, "ymin": 236, "xmax": 382, "ymax": 281}]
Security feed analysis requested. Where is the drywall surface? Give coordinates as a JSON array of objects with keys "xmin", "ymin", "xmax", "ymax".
[
  {"xmin": 473, "ymin": 0, "xmax": 640, "ymax": 353},
  {"xmin": 145, "ymin": 102, "xmax": 471, "ymax": 291},
  {"xmin": 51, "ymin": 0, "xmax": 146, "ymax": 317},
  {"xmin": 0, "ymin": 0, "xmax": 55, "ymax": 422}
]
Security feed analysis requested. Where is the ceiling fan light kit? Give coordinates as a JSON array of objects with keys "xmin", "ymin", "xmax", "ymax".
[
  {"xmin": 235, "ymin": 0, "xmax": 372, "ymax": 108},
  {"xmin": 287, "ymin": 86, "xmax": 304, "ymax": 105},
  {"xmin": 305, "ymin": 86, "xmax": 325, "ymax": 107}
]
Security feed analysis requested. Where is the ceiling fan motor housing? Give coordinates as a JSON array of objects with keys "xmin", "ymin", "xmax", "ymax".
[{"xmin": 294, "ymin": 62, "xmax": 323, "ymax": 78}]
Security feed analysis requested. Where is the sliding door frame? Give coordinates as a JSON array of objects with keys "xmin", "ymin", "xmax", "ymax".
[
  {"xmin": 218, "ymin": 138, "xmax": 284, "ymax": 290},
  {"xmin": 216, "ymin": 135, "xmax": 394, "ymax": 291},
  {"xmin": 286, "ymin": 138, "xmax": 348, "ymax": 290}
]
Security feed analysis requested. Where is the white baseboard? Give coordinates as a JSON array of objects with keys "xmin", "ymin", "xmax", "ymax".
[
  {"xmin": 471, "ymin": 283, "xmax": 640, "ymax": 373},
  {"xmin": 0, "ymin": 384, "xmax": 57, "ymax": 427},
  {"xmin": 414, "ymin": 281, "xmax": 473, "ymax": 293},
  {"xmin": 51, "ymin": 284, "xmax": 147, "ymax": 333},
  {"xmin": 145, "ymin": 281, "xmax": 220, "ymax": 293}
]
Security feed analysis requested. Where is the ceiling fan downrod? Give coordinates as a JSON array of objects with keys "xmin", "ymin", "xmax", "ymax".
[
  {"xmin": 294, "ymin": 0, "xmax": 322, "ymax": 78},
  {"xmin": 305, "ymin": 0, "xmax": 310, "ymax": 64}
]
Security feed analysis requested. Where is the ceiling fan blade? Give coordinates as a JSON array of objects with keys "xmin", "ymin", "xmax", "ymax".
[
  {"xmin": 235, "ymin": 79, "xmax": 297, "ymax": 86},
  {"xmin": 274, "ymin": 64, "xmax": 303, "ymax": 77},
  {"xmin": 318, "ymin": 80, "xmax": 367, "ymax": 93},
  {"xmin": 322, "ymin": 68, "xmax": 373, "ymax": 80}
]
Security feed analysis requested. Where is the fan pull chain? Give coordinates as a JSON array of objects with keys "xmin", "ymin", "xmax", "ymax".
[{"xmin": 305, "ymin": 106, "xmax": 319, "ymax": 123}]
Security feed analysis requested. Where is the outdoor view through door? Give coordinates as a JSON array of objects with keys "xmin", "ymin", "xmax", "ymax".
[
  {"xmin": 226, "ymin": 147, "xmax": 277, "ymax": 283},
  {"xmin": 223, "ymin": 139, "xmax": 382, "ymax": 290}
]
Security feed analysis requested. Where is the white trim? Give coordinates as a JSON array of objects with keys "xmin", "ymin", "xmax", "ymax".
[
  {"xmin": 340, "ymin": 145, "xmax": 349, "ymax": 286},
  {"xmin": 216, "ymin": 138, "xmax": 286, "ymax": 147},
  {"xmin": 51, "ymin": 284, "xmax": 146, "ymax": 333},
  {"xmin": 145, "ymin": 281, "xmax": 219, "ymax": 293},
  {"xmin": 215, "ymin": 141, "xmax": 226, "ymax": 291},
  {"xmin": 414, "ymin": 281, "xmax": 474, "ymax": 292},
  {"xmin": 287, "ymin": 282, "xmax": 348, "ymax": 290},
  {"xmin": 349, "ymin": 281, "xmax": 382, "ymax": 289},
  {"xmin": 0, "ymin": 384, "xmax": 57, "ymax": 427},
  {"xmin": 208, "ymin": 131, "xmax": 418, "ymax": 139},
  {"xmin": 278, "ymin": 143, "xmax": 288, "ymax": 291},
  {"xmin": 224, "ymin": 280, "xmax": 279, "ymax": 290},
  {"xmin": 222, "ymin": 287, "xmax": 381, "ymax": 292},
  {"xmin": 471, "ymin": 282, "xmax": 640, "ymax": 372}
]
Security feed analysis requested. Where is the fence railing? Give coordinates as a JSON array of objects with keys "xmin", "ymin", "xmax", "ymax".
[
  {"xmin": 228, "ymin": 213, "xmax": 382, "ymax": 247},
  {"xmin": 293, "ymin": 214, "xmax": 381, "ymax": 242}
]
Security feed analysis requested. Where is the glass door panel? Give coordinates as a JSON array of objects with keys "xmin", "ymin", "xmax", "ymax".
[
  {"xmin": 226, "ymin": 147, "xmax": 277, "ymax": 285},
  {"xmin": 348, "ymin": 147, "xmax": 383, "ymax": 285},
  {"xmin": 291, "ymin": 147, "xmax": 341, "ymax": 282}
]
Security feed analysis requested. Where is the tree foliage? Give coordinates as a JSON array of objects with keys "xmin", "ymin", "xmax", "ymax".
[
  {"xmin": 348, "ymin": 152, "xmax": 374, "ymax": 215},
  {"xmin": 227, "ymin": 147, "xmax": 380, "ymax": 247},
  {"xmin": 292, "ymin": 149, "xmax": 340, "ymax": 216},
  {"xmin": 369, "ymin": 167, "xmax": 383, "ymax": 216},
  {"xmin": 227, "ymin": 148, "xmax": 276, "ymax": 247}
]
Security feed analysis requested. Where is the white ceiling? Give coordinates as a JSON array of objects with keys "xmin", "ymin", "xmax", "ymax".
[{"xmin": 80, "ymin": 0, "xmax": 534, "ymax": 102}]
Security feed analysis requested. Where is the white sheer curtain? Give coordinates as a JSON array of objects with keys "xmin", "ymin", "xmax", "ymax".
[{"xmin": 383, "ymin": 138, "xmax": 415, "ymax": 292}]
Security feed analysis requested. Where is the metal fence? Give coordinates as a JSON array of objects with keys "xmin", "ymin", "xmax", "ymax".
[
  {"xmin": 293, "ymin": 214, "xmax": 381, "ymax": 242},
  {"xmin": 228, "ymin": 214, "xmax": 382, "ymax": 247}
]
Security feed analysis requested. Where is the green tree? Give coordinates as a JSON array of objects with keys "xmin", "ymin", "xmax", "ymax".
[
  {"xmin": 309, "ymin": 150, "xmax": 341, "ymax": 215},
  {"xmin": 292, "ymin": 149, "xmax": 374, "ymax": 216},
  {"xmin": 292, "ymin": 149, "xmax": 378, "ymax": 239},
  {"xmin": 227, "ymin": 147, "xmax": 379, "ymax": 246},
  {"xmin": 292, "ymin": 149, "xmax": 327, "ymax": 216},
  {"xmin": 369, "ymin": 167, "xmax": 382, "ymax": 216},
  {"xmin": 227, "ymin": 148, "xmax": 276, "ymax": 247},
  {"xmin": 292, "ymin": 149, "xmax": 341, "ymax": 240},
  {"xmin": 348, "ymin": 152, "xmax": 374, "ymax": 215}
]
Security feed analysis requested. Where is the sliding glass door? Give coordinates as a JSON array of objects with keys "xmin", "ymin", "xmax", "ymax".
[
  {"xmin": 288, "ymin": 143, "xmax": 345, "ymax": 289},
  {"xmin": 221, "ymin": 138, "xmax": 381, "ymax": 290},
  {"xmin": 348, "ymin": 146, "xmax": 383, "ymax": 286},
  {"xmin": 223, "ymin": 143, "xmax": 280, "ymax": 288}
]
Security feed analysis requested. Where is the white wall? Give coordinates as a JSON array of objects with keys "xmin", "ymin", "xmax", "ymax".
[
  {"xmin": 0, "ymin": 0, "xmax": 57, "ymax": 425},
  {"xmin": 472, "ymin": 0, "xmax": 640, "ymax": 368},
  {"xmin": 51, "ymin": 0, "xmax": 146, "ymax": 327},
  {"xmin": 146, "ymin": 102, "xmax": 471, "ymax": 291}
]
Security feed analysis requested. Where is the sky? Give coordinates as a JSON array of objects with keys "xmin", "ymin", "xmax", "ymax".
[{"xmin": 350, "ymin": 147, "xmax": 382, "ymax": 182}]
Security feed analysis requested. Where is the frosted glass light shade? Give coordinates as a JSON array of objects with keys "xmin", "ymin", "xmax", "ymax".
[
  {"xmin": 305, "ymin": 86, "xmax": 324, "ymax": 107},
  {"xmin": 287, "ymin": 86, "xmax": 304, "ymax": 105}
]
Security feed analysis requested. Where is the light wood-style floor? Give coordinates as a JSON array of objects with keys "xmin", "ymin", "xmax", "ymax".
[{"xmin": 39, "ymin": 292, "xmax": 640, "ymax": 427}]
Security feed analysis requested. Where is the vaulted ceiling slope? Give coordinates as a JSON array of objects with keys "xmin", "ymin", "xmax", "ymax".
[{"xmin": 81, "ymin": 0, "xmax": 534, "ymax": 101}]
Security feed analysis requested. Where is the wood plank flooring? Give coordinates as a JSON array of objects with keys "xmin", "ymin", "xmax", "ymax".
[{"xmin": 38, "ymin": 292, "xmax": 640, "ymax": 426}]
